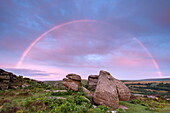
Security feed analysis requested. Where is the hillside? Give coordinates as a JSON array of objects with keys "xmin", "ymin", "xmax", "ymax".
[
  {"xmin": 139, "ymin": 78, "xmax": 170, "ymax": 81},
  {"xmin": 1, "ymin": 69, "xmax": 170, "ymax": 113}
]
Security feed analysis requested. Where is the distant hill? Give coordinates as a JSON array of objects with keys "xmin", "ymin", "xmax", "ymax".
[
  {"xmin": 122, "ymin": 78, "xmax": 170, "ymax": 82},
  {"xmin": 44, "ymin": 78, "xmax": 170, "ymax": 85},
  {"xmin": 139, "ymin": 78, "xmax": 170, "ymax": 81}
]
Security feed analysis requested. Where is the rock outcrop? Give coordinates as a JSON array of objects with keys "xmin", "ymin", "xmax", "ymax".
[
  {"xmin": 0, "ymin": 69, "xmax": 23, "ymax": 90},
  {"xmin": 93, "ymin": 70, "xmax": 131, "ymax": 109},
  {"xmin": 0, "ymin": 69, "xmax": 46, "ymax": 90},
  {"xmin": 87, "ymin": 75, "xmax": 98, "ymax": 90},
  {"xmin": 93, "ymin": 71, "xmax": 119, "ymax": 109},
  {"xmin": 62, "ymin": 74, "xmax": 81, "ymax": 91}
]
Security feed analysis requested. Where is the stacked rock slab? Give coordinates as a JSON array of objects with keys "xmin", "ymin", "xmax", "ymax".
[
  {"xmin": 87, "ymin": 75, "xmax": 98, "ymax": 90},
  {"xmin": 62, "ymin": 74, "xmax": 81, "ymax": 91},
  {"xmin": 0, "ymin": 69, "xmax": 10, "ymax": 90},
  {"xmin": 0, "ymin": 69, "xmax": 19, "ymax": 90},
  {"xmin": 93, "ymin": 70, "xmax": 131, "ymax": 110},
  {"xmin": 0, "ymin": 69, "xmax": 49, "ymax": 90}
]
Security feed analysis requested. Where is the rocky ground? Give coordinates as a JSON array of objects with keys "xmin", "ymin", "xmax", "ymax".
[{"xmin": 0, "ymin": 69, "xmax": 170, "ymax": 113}]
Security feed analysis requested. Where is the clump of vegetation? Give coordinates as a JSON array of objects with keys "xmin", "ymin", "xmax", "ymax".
[
  {"xmin": 19, "ymin": 94, "xmax": 109, "ymax": 113},
  {"xmin": 116, "ymin": 108, "xmax": 124, "ymax": 113},
  {"xmin": 50, "ymin": 89, "xmax": 76, "ymax": 96},
  {"xmin": 129, "ymin": 97, "xmax": 167, "ymax": 112},
  {"xmin": 0, "ymin": 106, "xmax": 21, "ymax": 113},
  {"xmin": 0, "ymin": 99, "xmax": 11, "ymax": 105}
]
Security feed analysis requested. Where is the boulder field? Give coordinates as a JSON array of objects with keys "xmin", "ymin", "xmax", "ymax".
[{"xmin": 61, "ymin": 70, "xmax": 131, "ymax": 109}]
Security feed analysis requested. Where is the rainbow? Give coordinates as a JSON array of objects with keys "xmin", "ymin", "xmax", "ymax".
[
  {"xmin": 16, "ymin": 19, "xmax": 98, "ymax": 68},
  {"xmin": 16, "ymin": 19, "xmax": 163, "ymax": 77},
  {"xmin": 133, "ymin": 38, "xmax": 163, "ymax": 77}
]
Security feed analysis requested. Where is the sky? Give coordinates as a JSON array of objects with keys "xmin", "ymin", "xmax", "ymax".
[{"xmin": 0, "ymin": 0, "xmax": 170, "ymax": 81}]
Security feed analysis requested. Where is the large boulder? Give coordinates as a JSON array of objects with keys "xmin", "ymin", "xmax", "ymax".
[
  {"xmin": 62, "ymin": 74, "xmax": 81, "ymax": 91},
  {"xmin": 93, "ymin": 71, "xmax": 119, "ymax": 109},
  {"xmin": 93, "ymin": 70, "xmax": 131, "ymax": 109},
  {"xmin": 87, "ymin": 75, "xmax": 98, "ymax": 90}
]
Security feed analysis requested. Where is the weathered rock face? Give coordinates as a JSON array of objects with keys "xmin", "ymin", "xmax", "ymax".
[
  {"xmin": 93, "ymin": 70, "xmax": 131, "ymax": 109},
  {"xmin": 0, "ymin": 69, "xmax": 22, "ymax": 90},
  {"xmin": 114, "ymin": 79, "xmax": 131, "ymax": 101},
  {"xmin": 62, "ymin": 74, "xmax": 81, "ymax": 91},
  {"xmin": 0, "ymin": 69, "xmax": 10, "ymax": 90},
  {"xmin": 66, "ymin": 74, "xmax": 81, "ymax": 81},
  {"xmin": 82, "ymin": 86, "xmax": 93, "ymax": 97},
  {"xmin": 87, "ymin": 75, "xmax": 98, "ymax": 90},
  {"xmin": 93, "ymin": 71, "xmax": 119, "ymax": 109}
]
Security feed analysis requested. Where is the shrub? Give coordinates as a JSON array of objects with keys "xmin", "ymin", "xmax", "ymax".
[
  {"xmin": 129, "ymin": 99, "xmax": 142, "ymax": 104},
  {"xmin": 116, "ymin": 108, "xmax": 124, "ymax": 113},
  {"xmin": 50, "ymin": 89, "xmax": 77, "ymax": 96},
  {"xmin": 51, "ymin": 91, "xmax": 68, "ymax": 96},
  {"xmin": 129, "ymin": 97, "xmax": 166, "ymax": 112},
  {"xmin": 50, "ymin": 88, "xmax": 86, "ymax": 97},
  {"xmin": 89, "ymin": 105, "xmax": 110, "ymax": 113},
  {"xmin": 21, "ymin": 94, "xmax": 110, "ymax": 113},
  {"xmin": 0, "ymin": 99, "xmax": 11, "ymax": 105},
  {"xmin": 145, "ymin": 107, "xmax": 160, "ymax": 112},
  {"xmin": 0, "ymin": 104, "xmax": 21, "ymax": 113}
]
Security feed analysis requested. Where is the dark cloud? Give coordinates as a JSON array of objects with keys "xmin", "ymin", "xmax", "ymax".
[{"xmin": 4, "ymin": 68, "xmax": 54, "ymax": 77}]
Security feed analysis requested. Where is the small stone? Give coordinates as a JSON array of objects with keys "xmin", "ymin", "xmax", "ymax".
[{"xmin": 52, "ymin": 90, "xmax": 67, "ymax": 92}]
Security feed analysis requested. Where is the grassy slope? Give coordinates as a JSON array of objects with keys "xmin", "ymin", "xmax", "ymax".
[
  {"xmin": 1, "ymin": 89, "xmax": 170, "ymax": 113},
  {"xmin": 120, "ymin": 101, "xmax": 170, "ymax": 113},
  {"xmin": 120, "ymin": 101, "xmax": 151, "ymax": 113},
  {"xmin": 1, "ymin": 79, "xmax": 170, "ymax": 113}
]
